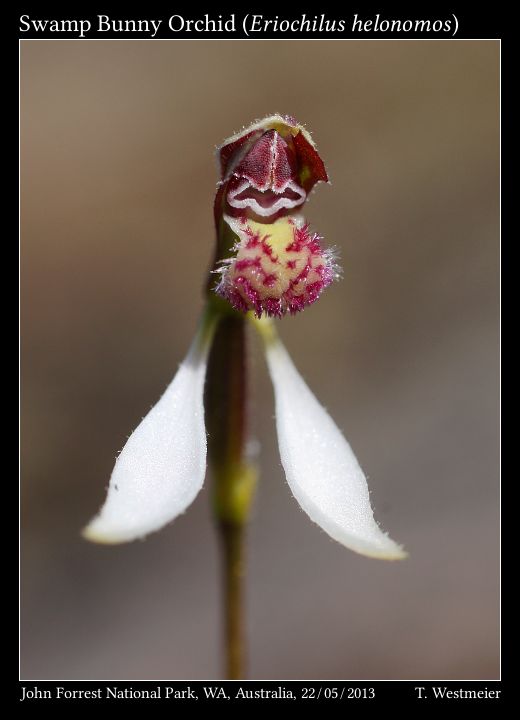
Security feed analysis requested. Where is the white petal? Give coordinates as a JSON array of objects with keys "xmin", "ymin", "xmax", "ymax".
[
  {"xmin": 83, "ymin": 314, "xmax": 217, "ymax": 544},
  {"xmin": 264, "ymin": 335, "xmax": 407, "ymax": 560}
]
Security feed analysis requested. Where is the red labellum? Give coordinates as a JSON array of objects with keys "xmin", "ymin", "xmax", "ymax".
[{"xmin": 216, "ymin": 115, "xmax": 329, "ymax": 221}]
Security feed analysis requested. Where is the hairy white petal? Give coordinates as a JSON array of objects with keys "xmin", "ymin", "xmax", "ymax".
[
  {"xmin": 83, "ymin": 316, "xmax": 216, "ymax": 544},
  {"xmin": 264, "ymin": 336, "xmax": 406, "ymax": 560}
]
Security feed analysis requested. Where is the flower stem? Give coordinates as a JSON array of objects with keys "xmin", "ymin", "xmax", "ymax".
[
  {"xmin": 204, "ymin": 307, "xmax": 257, "ymax": 679},
  {"xmin": 219, "ymin": 519, "xmax": 246, "ymax": 679}
]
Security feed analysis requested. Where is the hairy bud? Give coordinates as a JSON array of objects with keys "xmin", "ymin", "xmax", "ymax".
[
  {"xmin": 216, "ymin": 215, "xmax": 340, "ymax": 318},
  {"xmin": 213, "ymin": 114, "xmax": 338, "ymax": 317}
]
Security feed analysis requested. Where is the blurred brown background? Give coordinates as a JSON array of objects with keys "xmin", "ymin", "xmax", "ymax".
[{"xmin": 21, "ymin": 41, "xmax": 499, "ymax": 680}]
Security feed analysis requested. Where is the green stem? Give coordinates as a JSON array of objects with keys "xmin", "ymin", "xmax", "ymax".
[
  {"xmin": 220, "ymin": 520, "xmax": 246, "ymax": 679},
  {"xmin": 204, "ymin": 308, "xmax": 257, "ymax": 679}
]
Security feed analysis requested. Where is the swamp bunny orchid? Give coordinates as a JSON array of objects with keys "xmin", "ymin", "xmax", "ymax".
[{"xmin": 84, "ymin": 114, "xmax": 406, "ymax": 562}]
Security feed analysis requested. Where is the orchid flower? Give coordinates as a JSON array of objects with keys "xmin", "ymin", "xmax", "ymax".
[{"xmin": 84, "ymin": 114, "xmax": 406, "ymax": 561}]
